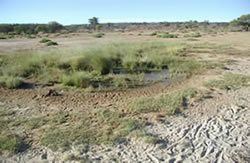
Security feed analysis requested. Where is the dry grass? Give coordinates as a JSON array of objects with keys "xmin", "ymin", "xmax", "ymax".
[
  {"xmin": 129, "ymin": 88, "xmax": 198, "ymax": 114},
  {"xmin": 204, "ymin": 73, "xmax": 250, "ymax": 90}
]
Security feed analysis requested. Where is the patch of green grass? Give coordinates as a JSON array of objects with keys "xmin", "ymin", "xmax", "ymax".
[
  {"xmin": 204, "ymin": 73, "xmax": 250, "ymax": 90},
  {"xmin": 0, "ymin": 134, "xmax": 26, "ymax": 154},
  {"xmin": 0, "ymin": 75, "xmax": 24, "ymax": 88},
  {"xmin": 61, "ymin": 71, "xmax": 93, "ymax": 88},
  {"xmin": 129, "ymin": 88, "xmax": 198, "ymax": 114},
  {"xmin": 155, "ymin": 56, "xmax": 207, "ymax": 78},
  {"xmin": 26, "ymin": 117, "xmax": 48, "ymax": 129}
]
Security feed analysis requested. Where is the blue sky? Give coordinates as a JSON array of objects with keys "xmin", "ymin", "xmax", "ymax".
[{"xmin": 0, "ymin": 0, "xmax": 249, "ymax": 25}]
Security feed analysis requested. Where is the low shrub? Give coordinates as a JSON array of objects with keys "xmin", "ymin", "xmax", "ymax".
[
  {"xmin": 0, "ymin": 36, "xmax": 7, "ymax": 39},
  {"xmin": 93, "ymin": 33, "xmax": 105, "ymax": 38},
  {"xmin": 39, "ymin": 38, "xmax": 51, "ymax": 43},
  {"xmin": 150, "ymin": 32, "xmax": 157, "ymax": 36},
  {"xmin": 46, "ymin": 41, "xmax": 58, "ymax": 46}
]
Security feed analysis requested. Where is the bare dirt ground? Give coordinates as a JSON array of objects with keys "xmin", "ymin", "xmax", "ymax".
[{"xmin": 0, "ymin": 32, "xmax": 250, "ymax": 162}]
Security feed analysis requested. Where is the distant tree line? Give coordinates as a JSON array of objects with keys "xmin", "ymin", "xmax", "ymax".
[
  {"xmin": 0, "ymin": 21, "xmax": 63, "ymax": 34},
  {"xmin": 1, "ymin": 14, "xmax": 249, "ymax": 35}
]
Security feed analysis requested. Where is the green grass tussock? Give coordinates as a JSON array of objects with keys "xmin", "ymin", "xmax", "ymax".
[
  {"xmin": 0, "ymin": 75, "xmax": 24, "ymax": 89},
  {"xmin": 0, "ymin": 134, "xmax": 25, "ymax": 153},
  {"xmin": 61, "ymin": 71, "xmax": 92, "ymax": 88},
  {"xmin": 129, "ymin": 88, "xmax": 198, "ymax": 114},
  {"xmin": 204, "ymin": 73, "xmax": 250, "ymax": 90}
]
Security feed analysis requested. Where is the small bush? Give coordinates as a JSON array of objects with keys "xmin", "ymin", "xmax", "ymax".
[
  {"xmin": 39, "ymin": 38, "xmax": 51, "ymax": 43},
  {"xmin": 157, "ymin": 33, "xmax": 178, "ymax": 38},
  {"xmin": 93, "ymin": 33, "xmax": 105, "ymax": 38},
  {"xmin": 46, "ymin": 41, "xmax": 58, "ymax": 46},
  {"xmin": 150, "ymin": 32, "xmax": 157, "ymax": 36},
  {"xmin": 0, "ymin": 36, "xmax": 7, "ymax": 39}
]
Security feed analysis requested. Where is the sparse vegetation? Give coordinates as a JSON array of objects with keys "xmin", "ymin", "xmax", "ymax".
[
  {"xmin": 38, "ymin": 109, "xmax": 152, "ymax": 151},
  {"xmin": 204, "ymin": 73, "xmax": 250, "ymax": 90},
  {"xmin": 157, "ymin": 32, "xmax": 178, "ymax": 38},
  {"xmin": 129, "ymin": 88, "xmax": 198, "ymax": 114}
]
